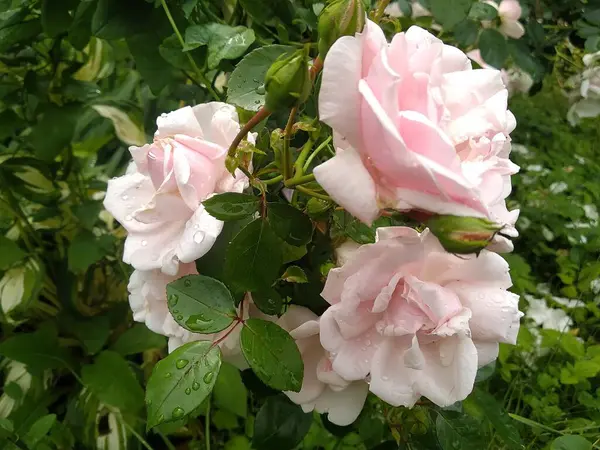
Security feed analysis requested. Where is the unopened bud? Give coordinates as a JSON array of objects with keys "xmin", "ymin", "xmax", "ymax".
[
  {"xmin": 426, "ymin": 215, "xmax": 505, "ymax": 255},
  {"xmin": 318, "ymin": 0, "xmax": 366, "ymax": 59},
  {"xmin": 264, "ymin": 47, "xmax": 312, "ymax": 111}
]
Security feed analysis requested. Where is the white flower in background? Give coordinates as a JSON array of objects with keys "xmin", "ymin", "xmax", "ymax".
[
  {"xmin": 567, "ymin": 51, "xmax": 600, "ymax": 125},
  {"xmin": 0, "ymin": 361, "xmax": 32, "ymax": 418},
  {"xmin": 583, "ymin": 204, "xmax": 599, "ymax": 222},
  {"xmin": 552, "ymin": 296, "xmax": 585, "ymax": 309},
  {"xmin": 385, "ymin": 1, "xmax": 431, "ymax": 18},
  {"xmin": 549, "ymin": 182, "xmax": 568, "ymax": 194},
  {"xmin": 525, "ymin": 295, "xmax": 573, "ymax": 331},
  {"xmin": 591, "ymin": 278, "xmax": 600, "ymax": 294},
  {"xmin": 511, "ymin": 144, "xmax": 530, "ymax": 156},
  {"xmin": 483, "ymin": 0, "xmax": 525, "ymax": 39}
]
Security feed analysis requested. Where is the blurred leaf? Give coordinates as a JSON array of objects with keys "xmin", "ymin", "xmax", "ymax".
[
  {"xmin": 22, "ymin": 414, "xmax": 56, "ymax": 448},
  {"xmin": 111, "ymin": 324, "xmax": 166, "ymax": 355},
  {"xmin": 68, "ymin": 231, "xmax": 114, "ymax": 273},
  {"xmin": 453, "ymin": 19, "xmax": 479, "ymax": 47},
  {"xmin": 238, "ymin": 0, "xmax": 294, "ymax": 24},
  {"xmin": 127, "ymin": 31, "xmax": 173, "ymax": 94},
  {"xmin": 185, "ymin": 23, "xmax": 255, "ymax": 69},
  {"xmin": 253, "ymin": 395, "xmax": 312, "ymax": 450},
  {"xmin": 0, "ymin": 236, "xmax": 26, "ymax": 270},
  {"xmin": 240, "ymin": 318, "xmax": 303, "ymax": 392},
  {"xmin": 41, "ymin": 0, "xmax": 72, "ymax": 37},
  {"xmin": 69, "ymin": 315, "xmax": 111, "ymax": 355},
  {"xmin": 28, "ymin": 104, "xmax": 82, "ymax": 161},
  {"xmin": 475, "ymin": 361, "xmax": 496, "ymax": 382},
  {"xmin": 92, "ymin": 0, "xmax": 155, "ymax": 39},
  {"xmin": 227, "ymin": 45, "xmax": 294, "ymax": 111},
  {"xmin": 146, "ymin": 341, "xmax": 221, "ymax": 429},
  {"xmin": 281, "ymin": 265, "xmax": 308, "ymax": 283},
  {"xmin": 430, "ymin": 0, "xmax": 473, "ymax": 30},
  {"xmin": 479, "ymin": 28, "xmax": 508, "ymax": 69},
  {"xmin": 468, "ymin": 2, "xmax": 497, "ymax": 20},
  {"xmin": 268, "ymin": 203, "xmax": 313, "ymax": 246},
  {"xmin": 469, "ymin": 389, "xmax": 522, "ymax": 449},
  {"xmin": 435, "ymin": 412, "xmax": 487, "ymax": 450},
  {"xmin": 91, "ymin": 104, "xmax": 146, "ymax": 146},
  {"xmin": 166, "ymin": 274, "xmax": 237, "ymax": 334},
  {"xmin": 560, "ymin": 333, "xmax": 585, "ymax": 358},
  {"xmin": 0, "ymin": 19, "xmax": 42, "ymax": 52},
  {"xmin": 551, "ymin": 436, "xmax": 592, "ymax": 450},
  {"xmin": 82, "ymin": 351, "xmax": 144, "ymax": 413},
  {"xmin": 224, "ymin": 219, "xmax": 283, "ymax": 292},
  {"xmin": 214, "ymin": 363, "xmax": 248, "ymax": 418},
  {"xmin": 0, "ymin": 109, "xmax": 25, "ymax": 140},
  {"xmin": 203, "ymin": 193, "xmax": 260, "ymax": 221}
]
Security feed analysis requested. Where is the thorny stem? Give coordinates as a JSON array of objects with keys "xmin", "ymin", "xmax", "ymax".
[
  {"xmin": 160, "ymin": 0, "xmax": 221, "ymax": 101},
  {"xmin": 303, "ymin": 135, "xmax": 333, "ymax": 173},
  {"xmin": 293, "ymin": 138, "xmax": 316, "ymax": 177},
  {"xmin": 310, "ymin": 56, "xmax": 324, "ymax": 81},
  {"xmin": 284, "ymin": 173, "xmax": 315, "ymax": 187},
  {"xmin": 282, "ymin": 106, "xmax": 299, "ymax": 180},
  {"xmin": 296, "ymin": 185, "xmax": 331, "ymax": 201},
  {"xmin": 227, "ymin": 107, "xmax": 272, "ymax": 159}
]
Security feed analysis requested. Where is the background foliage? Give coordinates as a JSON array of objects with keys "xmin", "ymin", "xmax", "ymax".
[{"xmin": 0, "ymin": 0, "xmax": 598, "ymax": 449}]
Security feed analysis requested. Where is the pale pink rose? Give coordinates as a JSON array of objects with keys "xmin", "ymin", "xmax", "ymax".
[
  {"xmin": 315, "ymin": 21, "xmax": 519, "ymax": 250},
  {"xmin": 483, "ymin": 1, "xmax": 525, "ymax": 39},
  {"xmin": 278, "ymin": 306, "xmax": 368, "ymax": 426},
  {"xmin": 319, "ymin": 227, "xmax": 522, "ymax": 408},
  {"xmin": 104, "ymin": 103, "xmax": 252, "ymax": 275}
]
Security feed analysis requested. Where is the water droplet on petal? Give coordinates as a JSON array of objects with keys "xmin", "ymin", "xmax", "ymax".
[
  {"xmin": 125, "ymin": 214, "xmax": 132, "ymax": 221},
  {"xmin": 172, "ymin": 407, "xmax": 185, "ymax": 418},
  {"xmin": 203, "ymin": 371, "xmax": 215, "ymax": 384},
  {"xmin": 141, "ymin": 240, "xmax": 148, "ymax": 247},
  {"xmin": 176, "ymin": 359, "xmax": 189, "ymax": 369},
  {"xmin": 122, "ymin": 195, "xmax": 129, "ymax": 201},
  {"xmin": 193, "ymin": 231, "xmax": 205, "ymax": 244}
]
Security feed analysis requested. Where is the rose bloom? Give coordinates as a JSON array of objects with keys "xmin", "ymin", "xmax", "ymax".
[
  {"xmin": 104, "ymin": 103, "xmax": 251, "ymax": 275},
  {"xmin": 128, "ymin": 266, "xmax": 258, "ymax": 366},
  {"xmin": 484, "ymin": 0, "xmax": 525, "ymax": 40},
  {"xmin": 314, "ymin": 21, "xmax": 519, "ymax": 251},
  {"xmin": 278, "ymin": 306, "xmax": 369, "ymax": 426},
  {"xmin": 319, "ymin": 227, "xmax": 522, "ymax": 408}
]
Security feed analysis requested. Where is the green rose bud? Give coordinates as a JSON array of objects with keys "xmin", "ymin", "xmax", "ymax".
[
  {"xmin": 264, "ymin": 47, "xmax": 312, "ymax": 111},
  {"xmin": 318, "ymin": 0, "xmax": 366, "ymax": 59},
  {"xmin": 426, "ymin": 215, "xmax": 505, "ymax": 255}
]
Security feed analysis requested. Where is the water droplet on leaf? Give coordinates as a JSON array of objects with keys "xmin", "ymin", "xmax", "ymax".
[
  {"xmin": 256, "ymin": 84, "xmax": 265, "ymax": 95},
  {"xmin": 176, "ymin": 359, "xmax": 189, "ymax": 369},
  {"xmin": 203, "ymin": 371, "xmax": 215, "ymax": 383},
  {"xmin": 192, "ymin": 382, "xmax": 200, "ymax": 391},
  {"xmin": 172, "ymin": 407, "xmax": 185, "ymax": 418},
  {"xmin": 165, "ymin": 372, "xmax": 172, "ymax": 378},
  {"xmin": 184, "ymin": 278, "xmax": 192, "ymax": 287},
  {"xmin": 185, "ymin": 388, "xmax": 191, "ymax": 395}
]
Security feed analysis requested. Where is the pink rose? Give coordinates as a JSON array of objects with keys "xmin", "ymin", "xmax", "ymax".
[
  {"xmin": 278, "ymin": 306, "xmax": 368, "ymax": 426},
  {"xmin": 104, "ymin": 103, "xmax": 252, "ymax": 275},
  {"xmin": 314, "ymin": 21, "xmax": 519, "ymax": 250},
  {"xmin": 488, "ymin": 0, "xmax": 525, "ymax": 39},
  {"xmin": 319, "ymin": 227, "xmax": 522, "ymax": 407}
]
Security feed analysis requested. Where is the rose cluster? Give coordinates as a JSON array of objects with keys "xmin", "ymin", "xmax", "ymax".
[{"xmin": 105, "ymin": 20, "xmax": 522, "ymax": 426}]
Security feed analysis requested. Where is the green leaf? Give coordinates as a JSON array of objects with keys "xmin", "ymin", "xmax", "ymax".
[
  {"xmin": 268, "ymin": 203, "xmax": 313, "ymax": 246},
  {"xmin": 127, "ymin": 31, "xmax": 173, "ymax": 94},
  {"xmin": 22, "ymin": 414, "xmax": 56, "ymax": 448},
  {"xmin": 468, "ymin": 2, "xmax": 498, "ymax": 20},
  {"xmin": 213, "ymin": 363, "xmax": 247, "ymax": 417},
  {"xmin": 435, "ymin": 412, "xmax": 487, "ymax": 450},
  {"xmin": 240, "ymin": 318, "xmax": 303, "ymax": 392},
  {"xmin": 453, "ymin": 19, "xmax": 479, "ymax": 47},
  {"xmin": 238, "ymin": 0, "xmax": 295, "ymax": 24},
  {"xmin": 146, "ymin": 341, "xmax": 221, "ymax": 429},
  {"xmin": 478, "ymin": 28, "xmax": 508, "ymax": 69},
  {"xmin": 281, "ymin": 265, "xmax": 308, "ymax": 283},
  {"xmin": 92, "ymin": 0, "xmax": 156, "ymax": 39},
  {"xmin": 203, "ymin": 193, "xmax": 260, "ymax": 221},
  {"xmin": 41, "ymin": 0, "xmax": 72, "ymax": 37},
  {"xmin": 0, "ymin": 19, "xmax": 42, "ymax": 53},
  {"xmin": 560, "ymin": 333, "xmax": 585, "ymax": 358},
  {"xmin": 430, "ymin": 0, "xmax": 473, "ymax": 30},
  {"xmin": 111, "ymin": 324, "xmax": 167, "ymax": 356},
  {"xmin": 81, "ymin": 351, "xmax": 144, "ymax": 413},
  {"xmin": 184, "ymin": 23, "xmax": 255, "ymax": 69},
  {"xmin": 551, "ymin": 436, "xmax": 593, "ymax": 450},
  {"xmin": 281, "ymin": 242, "xmax": 308, "ymax": 264},
  {"xmin": 68, "ymin": 231, "xmax": 113, "ymax": 273},
  {"xmin": 0, "ymin": 109, "xmax": 25, "ymax": 140},
  {"xmin": 69, "ymin": 314, "xmax": 111, "ymax": 354},
  {"xmin": 251, "ymin": 287, "xmax": 283, "ymax": 316},
  {"xmin": 166, "ymin": 274, "xmax": 237, "ymax": 334},
  {"xmin": 573, "ymin": 360, "xmax": 600, "ymax": 378},
  {"xmin": 0, "ymin": 325, "xmax": 73, "ymax": 376},
  {"xmin": 0, "ymin": 236, "xmax": 26, "ymax": 270},
  {"xmin": 28, "ymin": 104, "xmax": 82, "ymax": 161},
  {"xmin": 469, "ymin": 389, "xmax": 522, "ymax": 449},
  {"xmin": 224, "ymin": 219, "xmax": 283, "ymax": 292},
  {"xmin": 227, "ymin": 45, "xmax": 294, "ymax": 111},
  {"xmin": 475, "ymin": 361, "xmax": 496, "ymax": 382},
  {"xmin": 253, "ymin": 395, "xmax": 312, "ymax": 450},
  {"xmin": 508, "ymin": 39, "xmax": 545, "ymax": 81}
]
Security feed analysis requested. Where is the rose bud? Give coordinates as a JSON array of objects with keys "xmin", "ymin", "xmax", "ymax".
[
  {"xmin": 264, "ymin": 47, "xmax": 312, "ymax": 111},
  {"xmin": 317, "ymin": 0, "xmax": 366, "ymax": 59},
  {"xmin": 426, "ymin": 215, "xmax": 506, "ymax": 255}
]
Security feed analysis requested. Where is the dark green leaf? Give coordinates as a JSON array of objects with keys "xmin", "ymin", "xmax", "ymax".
[
  {"xmin": 81, "ymin": 351, "xmax": 144, "ymax": 413},
  {"xmin": 0, "ymin": 325, "xmax": 73, "ymax": 375},
  {"xmin": 251, "ymin": 287, "xmax": 283, "ymax": 315},
  {"xmin": 0, "ymin": 109, "xmax": 25, "ymax": 140},
  {"xmin": 127, "ymin": 31, "xmax": 173, "ymax": 94},
  {"xmin": 468, "ymin": 2, "xmax": 497, "ymax": 20},
  {"xmin": 184, "ymin": 23, "xmax": 255, "ymax": 69},
  {"xmin": 92, "ymin": 0, "xmax": 155, "ymax": 39},
  {"xmin": 475, "ymin": 361, "xmax": 496, "ymax": 382},
  {"xmin": 73, "ymin": 201, "xmax": 102, "ymax": 230},
  {"xmin": 430, "ymin": 0, "xmax": 473, "ymax": 30},
  {"xmin": 0, "ymin": 19, "xmax": 42, "ymax": 53},
  {"xmin": 281, "ymin": 265, "xmax": 308, "ymax": 283},
  {"xmin": 159, "ymin": 34, "xmax": 195, "ymax": 71},
  {"xmin": 267, "ymin": 203, "xmax": 313, "ymax": 246},
  {"xmin": 68, "ymin": 231, "xmax": 113, "ymax": 273},
  {"xmin": 28, "ymin": 104, "xmax": 82, "ymax": 161},
  {"xmin": 479, "ymin": 28, "xmax": 508, "ymax": 69},
  {"xmin": 22, "ymin": 414, "xmax": 56, "ymax": 448},
  {"xmin": 146, "ymin": 341, "xmax": 221, "ymax": 429},
  {"xmin": 240, "ymin": 318, "xmax": 303, "ymax": 392},
  {"xmin": 469, "ymin": 389, "xmax": 521, "ymax": 449},
  {"xmin": 111, "ymin": 324, "xmax": 167, "ymax": 355},
  {"xmin": 41, "ymin": 0, "xmax": 72, "ymax": 37},
  {"xmin": 435, "ymin": 412, "xmax": 487, "ymax": 450},
  {"xmin": 551, "ymin": 436, "xmax": 592, "ymax": 450},
  {"xmin": 203, "ymin": 193, "xmax": 260, "ymax": 221},
  {"xmin": 453, "ymin": 20, "xmax": 479, "ymax": 47},
  {"xmin": 253, "ymin": 395, "xmax": 312, "ymax": 450},
  {"xmin": 69, "ymin": 315, "xmax": 111, "ymax": 354},
  {"xmin": 224, "ymin": 219, "xmax": 283, "ymax": 292},
  {"xmin": 281, "ymin": 242, "xmax": 308, "ymax": 264},
  {"xmin": 227, "ymin": 45, "xmax": 294, "ymax": 111},
  {"xmin": 508, "ymin": 39, "xmax": 545, "ymax": 81},
  {"xmin": 166, "ymin": 274, "xmax": 237, "ymax": 334},
  {"xmin": 213, "ymin": 363, "xmax": 247, "ymax": 418},
  {"xmin": 0, "ymin": 236, "xmax": 26, "ymax": 270},
  {"xmin": 239, "ymin": 0, "xmax": 295, "ymax": 24}
]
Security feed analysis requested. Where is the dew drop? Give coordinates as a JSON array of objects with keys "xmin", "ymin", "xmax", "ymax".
[
  {"xmin": 168, "ymin": 294, "xmax": 179, "ymax": 306},
  {"xmin": 192, "ymin": 381, "xmax": 200, "ymax": 391},
  {"xmin": 382, "ymin": 375, "xmax": 389, "ymax": 381},
  {"xmin": 176, "ymin": 359, "xmax": 189, "ymax": 369},
  {"xmin": 252, "ymin": 78, "xmax": 259, "ymax": 83},
  {"xmin": 125, "ymin": 214, "xmax": 133, "ymax": 221},
  {"xmin": 165, "ymin": 372, "xmax": 172, "ymax": 378},
  {"xmin": 193, "ymin": 231, "xmax": 205, "ymax": 244},
  {"xmin": 157, "ymin": 414, "xmax": 165, "ymax": 423},
  {"xmin": 172, "ymin": 407, "xmax": 185, "ymax": 418},
  {"xmin": 256, "ymin": 84, "xmax": 265, "ymax": 95},
  {"xmin": 185, "ymin": 388, "xmax": 191, "ymax": 395},
  {"xmin": 184, "ymin": 278, "xmax": 192, "ymax": 288},
  {"xmin": 177, "ymin": 315, "xmax": 183, "ymax": 321},
  {"xmin": 122, "ymin": 194, "xmax": 129, "ymax": 201},
  {"xmin": 203, "ymin": 371, "xmax": 215, "ymax": 384},
  {"xmin": 173, "ymin": 309, "xmax": 179, "ymax": 314},
  {"xmin": 141, "ymin": 240, "xmax": 148, "ymax": 247}
]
